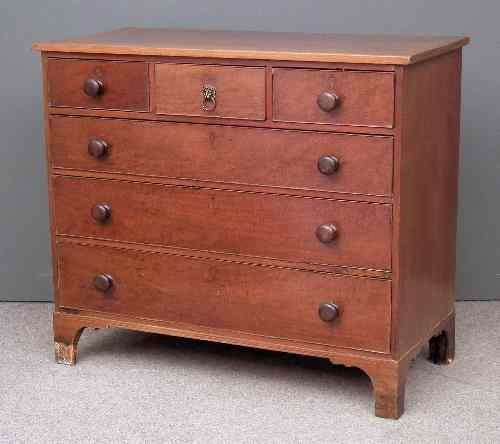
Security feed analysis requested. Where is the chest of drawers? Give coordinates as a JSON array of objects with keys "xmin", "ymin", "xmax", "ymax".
[{"xmin": 33, "ymin": 28, "xmax": 469, "ymax": 418}]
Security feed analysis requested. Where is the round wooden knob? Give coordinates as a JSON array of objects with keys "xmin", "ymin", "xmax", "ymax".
[
  {"xmin": 316, "ymin": 224, "xmax": 338, "ymax": 243},
  {"xmin": 91, "ymin": 203, "xmax": 111, "ymax": 223},
  {"xmin": 318, "ymin": 303, "xmax": 339, "ymax": 322},
  {"xmin": 317, "ymin": 155, "xmax": 339, "ymax": 175},
  {"xmin": 94, "ymin": 273, "xmax": 113, "ymax": 292},
  {"xmin": 83, "ymin": 78, "xmax": 104, "ymax": 97},
  {"xmin": 88, "ymin": 138, "xmax": 108, "ymax": 159},
  {"xmin": 317, "ymin": 92, "xmax": 339, "ymax": 112}
]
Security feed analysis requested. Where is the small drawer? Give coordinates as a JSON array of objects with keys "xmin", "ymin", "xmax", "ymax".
[
  {"xmin": 273, "ymin": 68, "xmax": 395, "ymax": 128},
  {"xmin": 49, "ymin": 116, "xmax": 394, "ymax": 196},
  {"xmin": 53, "ymin": 176, "xmax": 392, "ymax": 271},
  {"xmin": 57, "ymin": 241, "xmax": 391, "ymax": 353},
  {"xmin": 47, "ymin": 59, "xmax": 149, "ymax": 111},
  {"xmin": 154, "ymin": 63, "xmax": 266, "ymax": 120}
]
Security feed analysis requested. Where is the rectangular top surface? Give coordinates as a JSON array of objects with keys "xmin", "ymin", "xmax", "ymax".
[{"xmin": 32, "ymin": 27, "xmax": 469, "ymax": 65}]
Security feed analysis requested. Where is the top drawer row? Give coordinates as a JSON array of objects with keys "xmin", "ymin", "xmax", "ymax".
[{"xmin": 47, "ymin": 59, "xmax": 395, "ymax": 128}]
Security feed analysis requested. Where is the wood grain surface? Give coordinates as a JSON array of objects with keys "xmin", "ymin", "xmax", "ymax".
[
  {"xmin": 154, "ymin": 63, "xmax": 265, "ymax": 120},
  {"xmin": 392, "ymin": 50, "xmax": 461, "ymax": 357},
  {"xmin": 47, "ymin": 58, "xmax": 149, "ymax": 111},
  {"xmin": 49, "ymin": 116, "xmax": 394, "ymax": 196},
  {"xmin": 53, "ymin": 176, "xmax": 393, "ymax": 270},
  {"xmin": 33, "ymin": 27, "xmax": 469, "ymax": 65},
  {"xmin": 273, "ymin": 68, "xmax": 395, "ymax": 128},
  {"xmin": 34, "ymin": 30, "xmax": 466, "ymax": 419},
  {"xmin": 57, "ymin": 241, "xmax": 392, "ymax": 352}
]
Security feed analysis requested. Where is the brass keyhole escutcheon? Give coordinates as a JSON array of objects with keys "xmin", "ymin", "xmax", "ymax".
[{"xmin": 201, "ymin": 84, "xmax": 217, "ymax": 111}]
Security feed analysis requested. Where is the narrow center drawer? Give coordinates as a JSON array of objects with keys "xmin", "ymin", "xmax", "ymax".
[
  {"xmin": 273, "ymin": 68, "xmax": 395, "ymax": 128},
  {"xmin": 154, "ymin": 63, "xmax": 266, "ymax": 120},
  {"xmin": 49, "ymin": 116, "xmax": 394, "ymax": 196},
  {"xmin": 58, "ymin": 241, "xmax": 391, "ymax": 353},
  {"xmin": 53, "ymin": 176, "xmax": 392, "ymax": 271},
  {"xmin": 47, "ymin": 59, "xmax": 149, "ymax": 111}
]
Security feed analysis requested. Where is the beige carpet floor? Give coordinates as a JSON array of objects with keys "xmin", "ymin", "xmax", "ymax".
[{"xmin": 1, "ymin": 301, "xmax": 499, "ymax": 443}]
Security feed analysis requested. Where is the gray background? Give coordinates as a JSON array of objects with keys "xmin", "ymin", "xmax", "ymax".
[{"xmin": 1, "ymin": 1, "xmax": 498, "ymax": 301}]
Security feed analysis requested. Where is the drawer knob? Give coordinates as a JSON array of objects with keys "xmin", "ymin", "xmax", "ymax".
[
  {"xmin": 318, "ymin": 303, "xmax": 339, "ymax": 322},
  {"xmin": 317, "ymin": 92, "xmax": 339, "ymax": 112},
  {"xmin": 317, "ymin": 155, "xmax": 339, "ymax": 175},
  {"xmin": 94, "ymin": 273, "xmax": 114, "ymax": 292},
  {"xmin": 83, "ymin": 78, "xmax": 104, "ymax": 97},
  {"xmin": 316, "ymin": 223, "xmax": 338, "ymax": 243},
  {"xmin": 88, "ymin": 138, "xmax": 108, "ymax": 159},
  {"xmin": 91, "ymin": 203, "xmax": 111, "ymax": 223},
  {"xmin": 201, "ymin": 84, "xmax": 217, "ymax": 111}
]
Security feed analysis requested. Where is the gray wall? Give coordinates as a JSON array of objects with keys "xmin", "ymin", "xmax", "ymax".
[{"xmin": 1, "ymin": 1, "xmax": 498, "ymax": 301}]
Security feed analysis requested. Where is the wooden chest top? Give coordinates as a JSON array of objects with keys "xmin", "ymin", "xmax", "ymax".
[{"xmin": 33, "ymin": 27, "xmax": 469, "ymax": 65}]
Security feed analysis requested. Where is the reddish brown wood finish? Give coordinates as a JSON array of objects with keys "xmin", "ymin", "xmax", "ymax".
[
  {"xmin": 52, "ymin": 176, "xmax": 392, "ymax": 270},
  {"xmin": 49, "ymin": 106, "xmax": 396, "ymax": 135},
  {"xmin": 392, "ymin": 50, "xmax": 461, "ymax": 358},
  {"xmin": 33, "ymin": 28, "xmax": 469, "ymax": 65},
  {"xmin": 60, "ymin": 237, "xmax": 392, "ymax": 279},
  {"xmin": 53, "ymin": 169, "xmax": 393, "ymax": 205},
  {"xmin": 34, "ymin": 28, "xmax": 467, "ymax": 419},
  {"xmin": 41, "ymin": 55, "xmax": 62, "ymax": 309},
  {"xmin": 49, "ymin": 116, "xmax": 393, "ymax": 196},
  {"xmin": 273, "ymin": 68, "xmax": 395, "ymax": 128},
  {"xmin": 154, "ymin": 63, "xmax": 266, "ymax": 120},
  {"xmin": 57, "ymin": 241, "xmax": 391, "ymax": 352},
  {"xmin": 47, "ymin": 58, "xmax": 149, "ymax": 111}
]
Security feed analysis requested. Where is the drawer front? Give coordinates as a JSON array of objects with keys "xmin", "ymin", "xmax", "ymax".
[
  {"xmin": 154, "ymin": 63, "xmax": 266, "ymax": 120},
  {"xmin": 58, "ymin": 241, "xmax": 391, "ymax": 353},
  {"xmin": 53, "ymin": 176, "xmax": 392, "ymax": 270},
  {"xmin": 47, "ymin": 59, "xmax": 149, "ymax": 111},
  {"xmin": 273, "ymin": 68, "xmax": 395, "ymax": 128},
  {"xmin": 50, "ymin": 116, "xmax": 394, "ymax": 196}
]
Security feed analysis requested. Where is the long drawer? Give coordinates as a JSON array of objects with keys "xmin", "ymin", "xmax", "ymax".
[
  {"xmin": 53, "ymin": 176, "xmax": 392, "ymax": 270},
  {"xmin": 57, "ymin": 241, "xmax": 391, "ymax": 353},
  {"xmin": 49, "ymin": 116, "xmax": 394, "ymax": 196}
]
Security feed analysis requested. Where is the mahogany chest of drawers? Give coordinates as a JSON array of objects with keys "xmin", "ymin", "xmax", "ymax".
[{"xmin": 33, "ymin": 28, "xmax": 469, "ymax": 418}]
